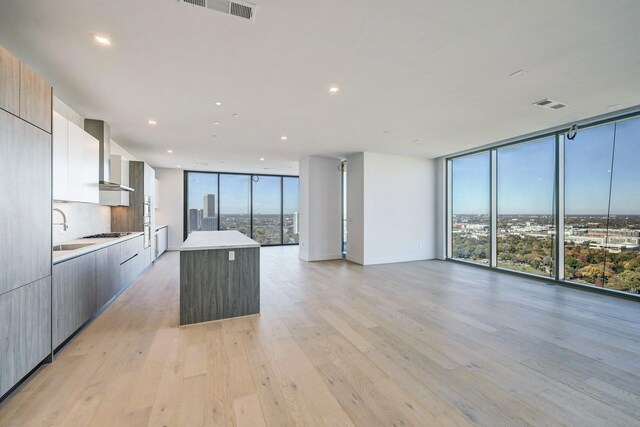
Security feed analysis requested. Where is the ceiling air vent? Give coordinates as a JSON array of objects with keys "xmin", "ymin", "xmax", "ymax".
[
  {"xmin": 533, "ymin": 98, "xmax": 568, "ymax": 110},
  {"xmin": 179, "ymin": 0, "xmax": 256, "ymax": 21}
]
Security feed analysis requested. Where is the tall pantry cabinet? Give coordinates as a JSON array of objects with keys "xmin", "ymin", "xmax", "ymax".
[{"xmin": 0, "ymin": 44, "xmax": 53, "ymax": 399}]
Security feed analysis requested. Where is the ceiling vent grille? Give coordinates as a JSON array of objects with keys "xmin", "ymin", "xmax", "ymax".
[
  {"xmin": 533, "ymin": 98, "xmax": 568, "ymax": 110},
  {"xmin": 179, "ymin": 0, "xmax": 256, "ymax": 21}
]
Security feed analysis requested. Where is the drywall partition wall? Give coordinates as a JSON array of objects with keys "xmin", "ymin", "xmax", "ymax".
[
  {"xmin": 435, "ymin": 157, "xmax": 447, "ymax": 260},
  {"xmin": 155, "ymin": 168, "xmax": 184, "ymax": 250},
  {"xmin": 299, "ymin": 156, "xmax": 343, "ymax": 261},
  {"xmin": 347, "ymin": 152, "xmax": 437, "ymax": 265},
  {"xmin": 346, "ymin": 153, "xmax": 365, "ymax": 264}
]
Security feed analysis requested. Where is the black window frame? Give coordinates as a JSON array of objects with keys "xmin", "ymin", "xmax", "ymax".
[{"xmin": 183, "ymin": 170, "xmax": 299, "ymax": 247}]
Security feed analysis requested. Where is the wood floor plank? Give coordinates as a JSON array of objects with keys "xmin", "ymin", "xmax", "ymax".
[{"xmin": 1, "ymin": 247, "xmax": 639, "ymax": 427}]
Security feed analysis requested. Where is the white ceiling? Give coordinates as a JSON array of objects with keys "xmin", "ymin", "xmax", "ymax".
[{"xmin": 1, "ymin": 0, "xmax": 640, "ymax": 175}]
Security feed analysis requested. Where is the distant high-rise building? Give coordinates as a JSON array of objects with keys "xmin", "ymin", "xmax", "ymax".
[
  {"xmin": 201, "ymin": 217, "xmax": 217, "ymax": 231},
  {"xmin": 189, "ymin": 209, "xmax": 199, "ymax": 233},
  {"xmin": 203, "ymin": 194, "xmax": 216, "ymax": 218},
  {"xmin": 198, "ymin": 209, "xmax": 203, "ymax": 230}
]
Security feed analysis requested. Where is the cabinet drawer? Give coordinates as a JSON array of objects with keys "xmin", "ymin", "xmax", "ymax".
[{"xmin": 120, "ymin": 236, "xmax": 142, "ymax": 263}]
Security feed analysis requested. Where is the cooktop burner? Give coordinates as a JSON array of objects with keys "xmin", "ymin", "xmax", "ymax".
[{"xmin": 82, "ymin": 232, "xmax": 135, "ymax": 239}]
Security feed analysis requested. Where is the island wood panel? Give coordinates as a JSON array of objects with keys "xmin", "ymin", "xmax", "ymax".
[
  {"xmin": 0, "ymin": 44, "xmax": 20, "ymax": 116},
  {"xmin": 0, "ymin": 110, "xmax": 51, "ymax": 295},
  {"xmin": 229, "ymin": 247, "xmax": 260, "ymax": 318},
  {"xmin": 52, "ymin": 253, "xmax": 98, "ymax": 349},
  {"xmin": 0, "ymin": 276, "xmax": 51, "ymax": 398},
  {"xmin": 96, "ymin": 244, "xmax": 121, "ymax": 309},
  {"xmin": 19, "ymin": 62, "xmax": 51, "ymax": 133},
  {"xmin": 180, "ymin": 247, "xmax": 259, "ymax": 325}
]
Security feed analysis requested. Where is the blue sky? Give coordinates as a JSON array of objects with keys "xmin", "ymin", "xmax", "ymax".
[
  {"xmin": 188, "ymin": 172, "xmax": 299, "ymax": 214},
  {"xmin": 452, "ymin": 117, "xmax": 640, "ymax": 215}
]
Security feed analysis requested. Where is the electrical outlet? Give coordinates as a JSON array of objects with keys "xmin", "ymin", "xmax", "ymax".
[{"xmin": 229, "ymin": 251, "xmax": 235, "ymax": 261}]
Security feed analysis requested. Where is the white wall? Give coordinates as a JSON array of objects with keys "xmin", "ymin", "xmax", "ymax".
[
  {"xmin": 345, "ymin": 153, "xmax": 364, "ymax": 264},
  {"xmin": 435, "ymin": 157, "xmax": 447, "ymax": 260},
  {"xmin": 347, "ymin": 152, "xmax": 437, "ymax": 265},
  {"xmin": 155, "ymin": 168, "xmax": 183, "ymax": 250},
  {"xmin": 299, "ymin": 156, "xmax": 343, "ymax": 261}
]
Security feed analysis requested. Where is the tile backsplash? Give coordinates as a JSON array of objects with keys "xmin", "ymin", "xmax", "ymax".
[{"xmin": 52, "ymin": 201, "xmax": 111, "ymax": 244}]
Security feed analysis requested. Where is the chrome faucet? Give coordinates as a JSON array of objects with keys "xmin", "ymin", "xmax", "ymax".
[{"xmin": 53, "ymin": 208, "xmax": 68, "ymax": 231}]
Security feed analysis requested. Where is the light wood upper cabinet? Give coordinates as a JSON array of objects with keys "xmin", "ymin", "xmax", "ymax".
[
  {"xmin": 0, "ymin": 44, "xmax": 20, "ymax": 116},
  {"xmin": 53, "ymin": 114, "xmax": 99, "ymax": 203},
  {"xmin": 20, "ymin": 62, "xmax": 52, "ymax": 133},
  {"xmin": 0, "ymin": 110, "xmax": 51, "ymax": 295}
]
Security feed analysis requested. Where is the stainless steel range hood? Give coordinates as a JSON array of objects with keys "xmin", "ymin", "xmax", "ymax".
[{"xmin": 84, "ymin": 119, "xmax": 134, "ymax": 192}]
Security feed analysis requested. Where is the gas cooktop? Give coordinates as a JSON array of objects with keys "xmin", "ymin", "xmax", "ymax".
[{"xmin": 82, "ymin": 232, "xmax": 136, "ymax": 239}]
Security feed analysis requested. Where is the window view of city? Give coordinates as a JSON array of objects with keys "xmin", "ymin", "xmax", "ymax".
[
  {"xmin": 451, "ymin": 152, "xmax": 490, "ymax": 265},
  {"xmin": 450, "ymin": 116, "xmax": 640, "ymax": 295},
  {"xmin": 185, "ymin": 171, "xmax": 299, "ymax": 246}
]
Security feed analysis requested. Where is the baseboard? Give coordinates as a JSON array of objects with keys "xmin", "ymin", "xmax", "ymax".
[{"xmin": 346, "ymin": 254, "xmax": 364, "ymax": 265}]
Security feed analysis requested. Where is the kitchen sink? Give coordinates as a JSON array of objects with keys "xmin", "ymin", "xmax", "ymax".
[{"xmin": 52, "ymin": 243, "xmax": 96, "ymax": 252}]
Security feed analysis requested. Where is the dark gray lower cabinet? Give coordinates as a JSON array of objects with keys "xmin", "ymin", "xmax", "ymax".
[
  {"xmin": 0, "ymin": 277, "xmax": 51, "ymax": 397},
  {"xmin": 51, "ymin": 236, "xmax": 147, "ymax": 352},
  {"xmin": 96, "ymin": 244, "xmax": 121, "ymax": 309},
  {"xmin": 53, "ymin": 253, "xmax": 97, "ymax": 349}
]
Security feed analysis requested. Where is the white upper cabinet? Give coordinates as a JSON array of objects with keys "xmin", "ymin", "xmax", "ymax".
[
  {"xmin": 52, "ymin": 112, "xmax": 68, "ymax": 200},
  {"xmin": 52, "ymin": 113, "xmax": 99, "ymax": 203}
]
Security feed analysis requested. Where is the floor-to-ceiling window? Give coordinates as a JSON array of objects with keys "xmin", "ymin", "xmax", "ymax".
[
  {"xmin": 186, "ymin": 172, "xmax": 219, "ymax": 235},
  {"xmin": 447, "ymin": 112, "xmax": 640, "ymax": 296},
  {"xmin": 184, "ymin": 171, "xmax": 299, "ymax": 246},
  {"xmin": 283, "ymin": 177, "xmax": 300, "ymax": 244},
  {"xmin": 219, "ymin": 174, "xmax": 251, "ymax": 236},
  {"xmin": 565, "ymin": 118, "xmax": 640, "ymax": 293},
  {"xmin": 252, "ymin": 175, "xmax": 282, "ymax": 245},
  {"xmin": 450, "ymin": 152, "xmax": 491, "ymax": 265},
  {"xmin": 497, "ymin": 137, "xmax": 556, "ymax": 277}
]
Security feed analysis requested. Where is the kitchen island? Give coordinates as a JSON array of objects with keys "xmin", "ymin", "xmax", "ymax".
[{"xmin": 179, "ymin": 230, "xmax": 260, "ymax": 326}]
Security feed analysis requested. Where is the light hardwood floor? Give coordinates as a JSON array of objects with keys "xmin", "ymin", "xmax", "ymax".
[{"xmin": 1, "ymin": 247, "xmax": 640, "ymax": 426}]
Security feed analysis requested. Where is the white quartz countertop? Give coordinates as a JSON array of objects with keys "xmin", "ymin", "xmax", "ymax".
[
  {"xmin": 53, "ymin": 232, "xmax": 144, "ymax": 265},
  {"xmin": 180, "ymin": 231, "xmax": 260, "ymax": 251}
]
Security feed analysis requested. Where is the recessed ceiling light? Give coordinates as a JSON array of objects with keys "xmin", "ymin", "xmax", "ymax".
[
  {"xmin": 177, "ymin": 165, "xmax": 182, "ymax": 168},
  {"xmin": 260, "ymin": 157, "xmax": 265, "ymax": 161},
  {"xmin": 329, "ymin": 86, "xmax": 340, "ymax": 93},
  {"xmin": 93, "ymin": 34, "xmax": 111, "ymax": 46},
  {"xmin": 167, "ymin": 150, "xmax": 173, "ymax": 154},
  {"xmin": 509, "ymin": 69, "xmax": 526, "ymax": 78},
  {"xmin": 213, "ymin": 122, "xmax": 220, "ymax": 125},
  {"xmin": 413, "ymin": 139, "xmax": 420, "ymax": 143},
  {"xmin": 607, "ymin": 104, "xmax": 622, "ymax": 110},
  {"xmin": 215, "ymin": 101, "xmax": 222, "ymax": 106},
  {"xmin": 148, "ymin": 120, "xmax": 157, "ymax": 125},
  {"xmin": 382, "ymin": 130, "xmax": 390, "ymax": 135},
  {"xmin": 233, "ymin": 113, "xmax": 239, "ymax": 118},
  {"xmin": 281, "ymin": 136, "xmax": 288, "ymax": 141},
  {"xmin": 213, "ymin": 134, "xmax": 218, "ymax": 138}
]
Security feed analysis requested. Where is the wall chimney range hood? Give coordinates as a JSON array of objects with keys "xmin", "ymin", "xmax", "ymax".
[{"xmin": 84, "ymin": 119, "xmax": 134, "ymax": 192}]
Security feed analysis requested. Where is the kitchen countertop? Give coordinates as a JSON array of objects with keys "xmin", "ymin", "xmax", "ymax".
[
  {"xmin": 53, "ymin": 232, "xmax": 144, "ymax": 265},
  {"xmin": 179, "ymin": 230, "xmax": 260, "ymax": 251}
]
